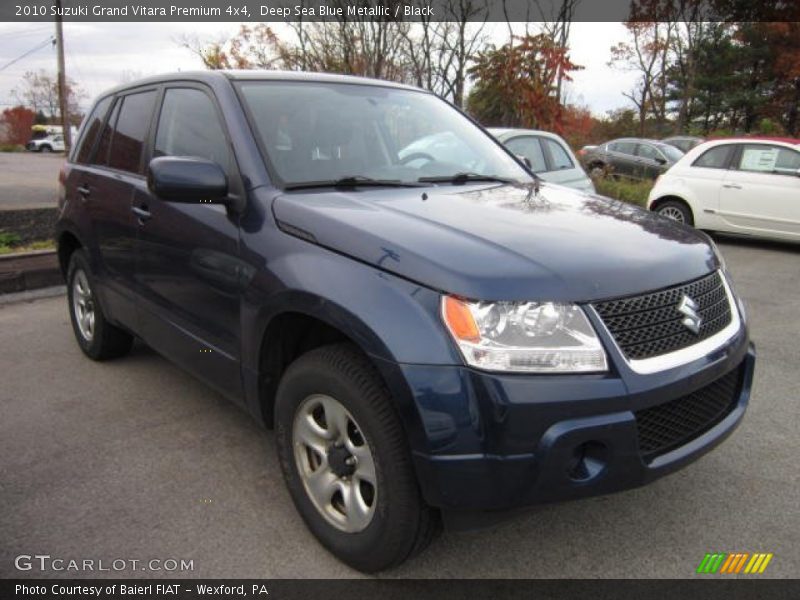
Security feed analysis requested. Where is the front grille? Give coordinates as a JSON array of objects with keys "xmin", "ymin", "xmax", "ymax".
[
  {"xmin": 592, "ymin": 271, "xmax": 732, "ymax": 360},
  {"xmin": 635, "ymin": 365, "xmax": 743, "ymax": 461}
]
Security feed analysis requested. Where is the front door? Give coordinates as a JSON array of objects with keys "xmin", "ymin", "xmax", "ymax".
[
  {"xmin": 133, "ymin": 85, "xmax": 245, "ymax": 400},
  {"xmin": 718, "ymin": 143, "xmax": 800, "ymax": 239}
]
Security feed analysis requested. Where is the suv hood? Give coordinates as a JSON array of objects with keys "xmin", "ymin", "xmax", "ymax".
[{"xmin": 272, "ymin": 182, "xmax": 717, "ymax": 302}]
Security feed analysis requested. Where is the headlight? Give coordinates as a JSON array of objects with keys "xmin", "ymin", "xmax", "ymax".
[{"xmin": 441, "ymin": 296, "xmax": 608, "ymax": 373}]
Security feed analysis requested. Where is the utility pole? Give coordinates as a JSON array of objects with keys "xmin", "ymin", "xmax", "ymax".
[{"xmin": 54, "ymin": 0, "xmax": 72, "ymax": 150}]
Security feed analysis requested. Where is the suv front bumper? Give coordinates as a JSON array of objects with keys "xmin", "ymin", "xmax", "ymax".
[{"xmin": 389, "ymin": 327, "xmax": 754, "ymax": 512}]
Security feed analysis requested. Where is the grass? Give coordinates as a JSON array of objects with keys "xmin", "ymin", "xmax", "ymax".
[
  {"xmin": 0, "ymin": 232, "xmax": 54, "ymax": 255},
  {"xmin": 0, "ymin": 143, "xmax": 25, "ymax": 152},
  {"xmin": 593, "ymin": 176, "xmax": 654, "ymax": 208}
]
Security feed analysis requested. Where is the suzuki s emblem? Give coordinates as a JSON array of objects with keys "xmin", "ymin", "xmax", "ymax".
[{"xmin": 677, "ymin": 295, "xmax": 702, "ymax": 334}]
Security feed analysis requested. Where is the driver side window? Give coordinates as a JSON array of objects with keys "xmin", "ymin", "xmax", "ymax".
[
  {"xmin": 736, "ymin": 144, "xmax": 800, "ymax": 175},
  {"xmin": 636, "ymin": 144, "xmax": 662, "ymax": 161},
  {"xmin": 154, "ymin": 88, "xmax": 231, "ymax": 172},
  {"xmin": 504, "ymin": 136, "xmax": 547, "ymax": 172}
]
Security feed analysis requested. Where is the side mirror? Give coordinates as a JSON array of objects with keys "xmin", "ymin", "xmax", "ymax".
[
  {"xmin": 655, "ymin": 157, "xmax": 667, "ymax": 165},
  {"xmin": 147, "ymin": 156, "xmax": 228, "ymax": 204},
  {"xmin": 516, "ymin": 154, "xmax": 533, "ymax": 169}
]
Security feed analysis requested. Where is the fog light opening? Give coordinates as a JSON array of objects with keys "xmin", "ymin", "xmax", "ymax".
[{"xmin": 567, "ymin": 441, "xmax": 608, "ymax": 482}]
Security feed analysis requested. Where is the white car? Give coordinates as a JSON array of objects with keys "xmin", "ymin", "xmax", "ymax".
[
  {"xmin": 648, "ymin": 137, "xmax": 800, "ymax": 242},
  {"xmin": 489, "ymin": 128, "xmax": 595, "ymax": 193},
  {"xmin": 26, "ymin": 134, "xmax": 65, "ymax": 153}
]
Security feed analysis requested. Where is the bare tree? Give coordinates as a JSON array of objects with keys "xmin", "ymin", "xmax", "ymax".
[
  {"xmin": 533, "ymin": 0, "xmax": 582, "ymax": 103},
  {"xmin": 610, "ymin": 20, "xmax": 675, "ymax": 135},
  {"xmin": 13, "ymin": 70, "xmax": 84, "ymax": 120},
  {"xmin": 179, "ymin": 1, "xmax": 488, "ymax": 107}
]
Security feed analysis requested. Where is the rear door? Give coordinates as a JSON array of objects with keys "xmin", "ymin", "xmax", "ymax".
[
  {"xmin": 66, "ymin": 89, "xmax": 157, "ymax": 329},
  {"xmin": 718, "ymin": 143, "xmax": 800, "ymax": 238},
  {"xmin": 133, "ymin": 84, "xmax": 245, "ymax": 399}
]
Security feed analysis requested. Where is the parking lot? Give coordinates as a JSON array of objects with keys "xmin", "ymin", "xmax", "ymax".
[
  {"xmin": 0, "ymin": 152, "xmax": 63, "ymax": 211},
  {"xmin": 0, "ymin": 237, "xmax": 798, "ymax": 579}
]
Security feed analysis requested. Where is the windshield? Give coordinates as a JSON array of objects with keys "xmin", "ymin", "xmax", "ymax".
[{"xmin": 236, "ymin": 81, "xmax": 531, "ymax": 188}]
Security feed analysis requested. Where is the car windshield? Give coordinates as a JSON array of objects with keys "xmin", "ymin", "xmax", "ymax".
[
  {"xmin": 657, "ymin": 143, "xmax": 685, "ymax": 162},
  {"xmin": 236, "ymin": 81, "xmax": 531, "ymax": 188}
]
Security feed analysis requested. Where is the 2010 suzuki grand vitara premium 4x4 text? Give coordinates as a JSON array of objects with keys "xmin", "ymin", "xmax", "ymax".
[{"xmin": 56, "ymin": 71, "xmax": 755, "ymax": 572}]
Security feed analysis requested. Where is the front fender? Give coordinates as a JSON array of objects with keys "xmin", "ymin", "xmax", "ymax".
[
  {"xmin": 242, "ymin": 244, "xmax": 461, "ymax": 371},
  {"xmin": 238, "ymin": 228, "xmax": 464, "ymax": 444}
]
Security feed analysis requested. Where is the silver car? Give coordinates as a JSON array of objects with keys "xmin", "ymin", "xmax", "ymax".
[{"xmin": 489, "ymin": 128, "xmax": 595, "ymax": 193}]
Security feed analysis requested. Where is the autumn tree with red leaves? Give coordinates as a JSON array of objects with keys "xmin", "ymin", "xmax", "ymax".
[
  {"xmin": 1, "ymin": 106, "xmax": 36, "ymax": 146},
  {"xmin": 466, "ymin": 34, "xmax": 581, "ymax": 132}
]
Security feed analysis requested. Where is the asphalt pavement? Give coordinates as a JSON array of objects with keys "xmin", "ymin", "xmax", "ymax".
[
  {"xmin": 0, "ymin": 237, "xmax": 798, "ymax": 578},
  {"xmin": 0, "ymin": 152, "xmax": 63, "ymax": 210}
]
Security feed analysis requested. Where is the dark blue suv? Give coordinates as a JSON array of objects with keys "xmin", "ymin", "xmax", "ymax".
[{"xmin": 56, "ymin": 71, "xmax": 755, "ymax": 572}]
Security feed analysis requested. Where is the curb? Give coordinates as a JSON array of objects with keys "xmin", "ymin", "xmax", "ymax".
[
  {"xmin": 0, "ymin": 250, "xmax": 62, "ymax": 294},
  {"xmin": 0, "ymin": 285, "xmax": 65, "ymax": 305}
]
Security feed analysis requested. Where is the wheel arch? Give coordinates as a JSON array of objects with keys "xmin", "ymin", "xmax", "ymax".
[
  {"xmin": 57, "ymin": 229, "xmax": 84, "ymax": 278},
  {"xmin": 251, "ymin": 293, "xmax": 412, "ymax": 431},
  {"xmin": 650, "ymin": 194, "xmax": 693, "ymax": 214}
]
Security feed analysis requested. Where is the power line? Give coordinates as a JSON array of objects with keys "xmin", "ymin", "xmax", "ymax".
[
  {"xmin": 0, "ymin": 36, "xmax": 55, "ymax": 73},
  {"xmin": 1, "ymin": 26, "xmax": 53, "ymax": 41}
]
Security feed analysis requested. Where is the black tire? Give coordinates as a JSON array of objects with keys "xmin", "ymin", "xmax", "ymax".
[
  {"xmin": 66, "ymin": 249, "xmax": 134, "ymax": 360},
  {"xmin": 654, "ymin": 199, "xmax": 694, "ymax": 226},
  {"xmin": 40, "ymin": 145, "xmax": 52, "ymax": 153},
  {"xmin": 275, "ymin": 343, "xmax": 438, "ymax": 572},
  {"xmin": 588, "ymin": 163, "xmax": 605, "ymax": 178}
]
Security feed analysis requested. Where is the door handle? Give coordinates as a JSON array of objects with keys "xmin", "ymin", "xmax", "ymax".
[
  {"xmin": 76, "ymin": 184, "xmax": 90, "ymax": 198},
  {"xmin": 722, "ymin": 183, "xmax": 742, "ymax": 189},
  {"xmin": 131, "ymin": 205, "xmax": 152, "ymax": 222}
]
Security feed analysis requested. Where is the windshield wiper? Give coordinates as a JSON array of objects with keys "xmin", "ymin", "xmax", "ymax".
[
  {"xmin": 417, "ymin": 173, "xmax": 518, "ymax": 185},
  {"xmin": 284, "ymin": 176, "xmax": 424, "ymax": 191}
]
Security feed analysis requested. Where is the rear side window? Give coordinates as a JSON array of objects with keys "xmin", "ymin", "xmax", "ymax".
[
  {"xmin": 107, "ymin": 91, "xmax": 157, "ymax": 174},
  {"xmin": 154, "ymin": 88, "xmax": 230, "ymax": 170},
  {"xmin": 542, "ymin": 138, "xmax": 573, "ymax": 170},
  {"xmin": 692, "ymin": 145, "xmax": 733, "ymax": 169},
  {"xmin": 610, "ymin": 141, "xmax": 636, "ymax": 155},
  {"xmin": 737, "ymin": 144, "xmax": 800, "ymax": 175},
  {"xmin": 504, "ymin": 136, "xmax": 546, "ymax": 172},
  {"xmin": 93, "ymin": 98, "xmax": 120, "ymax": 166},
  {"xmin": 75, "ymin": 97, "xmax": 112, "ymax": 164}
]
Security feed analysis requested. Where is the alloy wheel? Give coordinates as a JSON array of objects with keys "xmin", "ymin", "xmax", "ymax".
[
  {"xmin": 658, "ymin": 205, "xmax": 686, "ymax": 223},
  {"xmin": 72, "ymin": 269, "xmax": 95, "ymax": 342},
  {"xmin": 292, "ymin": 394, "xmax": 377, "ymax": 533}
]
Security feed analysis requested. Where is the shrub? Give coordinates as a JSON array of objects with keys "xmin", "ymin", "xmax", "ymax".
[{"xmin": 593, "ymin": 176, "xmax": 654, "ymax": 208}]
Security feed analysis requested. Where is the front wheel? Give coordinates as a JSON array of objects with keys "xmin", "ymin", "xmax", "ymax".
[
  {"xmin": 39, "ymin": 145, "xmax": 52, "ymax": 153},
  {"xmin": 275, "ymin": 343, "xmax": 438, "ymax": 572},
  {"xmin": 655, "ymin": 199, "xmax": 694, "ymax": 226}
]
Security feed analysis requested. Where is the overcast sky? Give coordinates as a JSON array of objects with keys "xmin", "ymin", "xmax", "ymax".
[{"xmin": 0, "ymin": 21, "xmax": 636, "ymax": 116}]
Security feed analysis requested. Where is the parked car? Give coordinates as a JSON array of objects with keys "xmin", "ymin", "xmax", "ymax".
[
  {"xmin": 56, "ymin": 71, "xmax": 754, "ymax": 572},
  {"xmin": 648, "ymin": 137, "xmax": 800, "ymax": 242},
  {"xmin": 489, "ymin": 128, "xmax": 595, "ymax": 193},
  {"xmin": 577, "ymin": 143, "xmax": 598, "ymax": 159},
  {"xmin": 398, "ymin": 130, "xmax": 485, "ymax": 174},
  {"xmin": 583, "ymin": 137, "xmax": 684, "ymax": 180},
  {"xmin": 662, "ymin": 135, "xmax": 705, "ymax": 153},
  {"xmin": 26, "ymin": 134, "xmax": 65, "ymax": 153}
]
